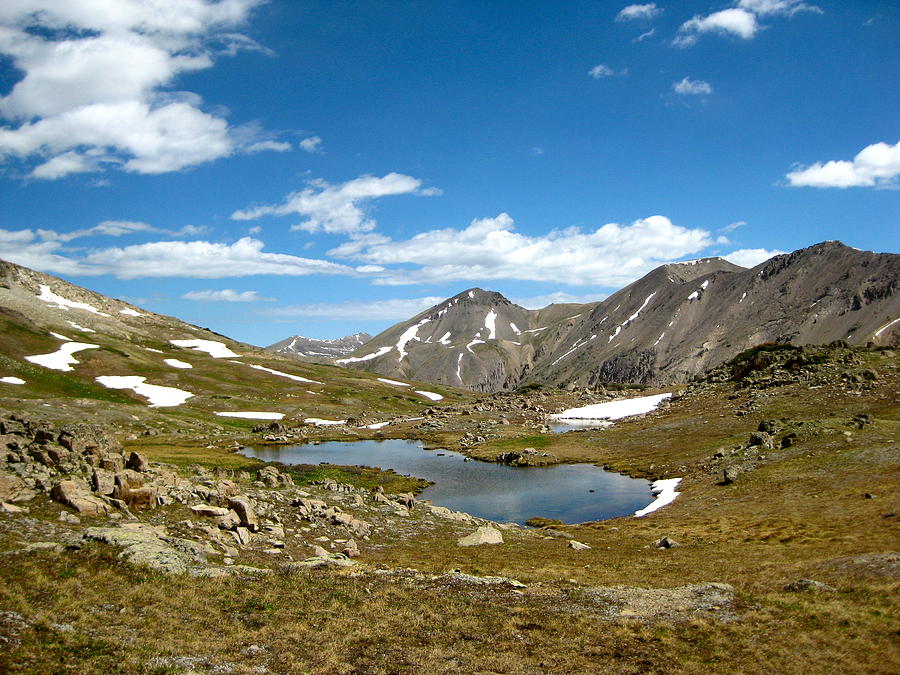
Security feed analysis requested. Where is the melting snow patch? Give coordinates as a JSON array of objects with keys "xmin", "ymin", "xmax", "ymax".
[
  {"xmin": 119, "ymin": 308, "xmax": 143, "ymax": 317},
  {"xmin": 67, "ymin": 321, "xmax": 95, "ymax": 333},
  {"xmin": 1, "ymin": 377, "xmax": 25, "ymax": 385},
  {"xmin": 248, "ymin": 364, "xmax": 322, "ymax": 384},
  {"xmin": 700, "ymin": 280, "xmax": 710, "ymax": 289},
  {"xmin": 164, "ymin": 359, "xmax": 192, "ymax": 369},
  {"xmin": 145, "ymin": 348, "xmax": 163, "ymax": 354},
  {"xmin": 654, "ymin": 333, "xmax": 665, "ymax": 346},
  {"xmin": 468, "ymin": 290, "xmax": 475, "ymax": 298},
  {"xmin": 378, "ymin": 377, "xmax": 409, "ymax": 387},
  {"xmin": 170, "ymin": 339, "xmax": 240, "ymax": 358},
  {"xmin": 465, "ymin": 339, "xmax": 485, "ymax": 354},
  {"xmin": 634, "ymin": 478, "xmax": 682, "ymax": 517},
  {"xmin": 438, "ymin": 331, "xmax": 452, "ymax": 345},
  {"xmin": 37, "ymin": 285, "xmax": 110, "ymax": 316},
  {"xmin": 336, "ymin": 345, "xmax": 393, "ymax": 364},
  {"xmin": 509, "ymin": 322, "xmax": 521, "ymax": 335},
  {"xmin": 215, "ymin": 411, "xmax": 284, "ymax": 420},
  {"xmin": 416, "ymin": 390, "xmax": 443, "ymax": 401},
  {"xmin": 687, "ymin": 290, "xmax": 700, "ymax": 301},
  {"xmin": 456, "ymin": 353, "xmax": 464, "ymax": 381},
  {"xmin": 739, "ymin": 292, "xmax": 747, "ymax": 303},
  {"xmin": 874, "ymin": 317, "xmax": 900, "ymax": 338},
  {"xmin": 26, "ymin": 342, "xmax": 99, "ymax": 371},
  {"xmin": 49, "ymin": 332, "xmax": 72, "ymax": 341},
  {"xmin": 552, "ymin": 392, "xmax": 672, "ymax": 422},
  {"xmin": 96, "ymin": 376, "xmax": 193, "ymax": 407},
  {"xmin": 305, "ymin": 418, "xmax": 346, "ymax": 426},
  {"xmin": 396, "ymin": 319, "xmax": 431, "ymax": 362},
  {"xmin": 484, "ymin": 309, "xmax": 497, "ymax": 339},
  {"xmin": 366, "ymin": 421, "xmax": 391, "ymax": 430}
]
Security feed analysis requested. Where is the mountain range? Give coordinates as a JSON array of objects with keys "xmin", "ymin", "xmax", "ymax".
[
  {"xmin": 267, "ymin": 333, "xmax": 372, "ymax": 362},
  {"xmin": 324, "ymin": 242, "xmax": 900, "ymax": 392}
]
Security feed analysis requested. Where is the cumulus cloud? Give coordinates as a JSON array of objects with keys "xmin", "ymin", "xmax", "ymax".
[
  {"xmin": 723, "ymin": 248, "xmax": 785, "ymax": 267},
  {"xmin": 0, "ymin": 229, "xmax": 355, "ymax": 279},
  {"xmin": 299, "ymin": 136, "xmax": 324, "ymax": 153},
  {"xmin": 616, "ymin": 4, "xmax": 662, "ymax": 21},
  {"xmin": 182, "ymin": 289, "xmax": 273, "ymax": 302},
  {"xmin": 675, "ymin": 0, "xmax": 821, "ymax": 47},
  {"xmin": 673, "ymin": 77, "xmax": 713, "ymax": 95},
  {"xmin": 588, "ymin": 64, "xmax": 614, "ymax": 79},
  {"xmin": 230, "ymin": 173, "xmax": 440, "ymax": 234},
  {"xmin": 0, "ymin": 0, "xmax": 286, "ymax": 179},
  {"xmin": 675, "ymin": 9, "xmax": 758, "ymax": 47},
  {"xmin": 785, "ymin": 140, "xmax": 900, "ymax": 188},
  {"xmin": 260, "ymin": 296, "xmax": 446, "ymax": 321},
  {"xmin": 329, "ymin": 213, "xmax": 717, "ymax": 287}
]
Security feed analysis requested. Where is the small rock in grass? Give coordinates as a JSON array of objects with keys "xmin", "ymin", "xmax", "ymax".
[
  {"xmin": 784, "ymin": 579, "xmax": 836, "ymax": 593},
  {"xmin": 654, "ymin": 536, "xmax": 680, "ymax": 549},
  {"xmin": 568, "ymin": 540, "xmax": 591, "ymax": 551},
  {"xmin": 457, "ymin": 526, "xmax": 503, "ymax": 547}
]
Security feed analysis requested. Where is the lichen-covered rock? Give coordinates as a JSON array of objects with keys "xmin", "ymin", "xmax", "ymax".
[
  {"xmin": 457, "ymin": 526, "xmax": 503, "ymax": 547},
  {"xmin": 51, "ymin": 479, "xmax": 111, "ymax": 516},
  {"xmin": 228, "ymin": 496, "xmax": 259, "ymax": 531}
]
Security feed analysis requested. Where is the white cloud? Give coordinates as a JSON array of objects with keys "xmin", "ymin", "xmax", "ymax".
[
  {"xmin": 260, "ymin": 296, "xmax": 446, "ymax": 321},
  {"xmin": 182, "ymin": 289, "xmax": 273, "ymax": 302},
  {"xmin": 785, "ymin": 140, "xmax": 900, "ymax": 188},
  {"xmin": 230, "ymin": 173, "xmax": 440, "ymax": 234},
  {"xmin": 720, "ymin": 220, "xmax": 747, "ymax": 233},
  {"xmin": 737, "ymin": 0, "xmax": 822, "ymax": 17},
  {"xmin": 675, "ymin": 8, "xmax": 758, "ymax": 47},
  {"xmin": 588, "ymin": 64, "xmax": 615, "ymax": 79},
  {"xmin": 723, "ymin": 248, "xmax": 785, "ymax": 267},
  {"xmin": 329, "ymin": 213, "xmax": 717, "ymax": 287},
  {"xmin": 246, "ymin": 140, "xmax": 292, "ymax": 153},
  {"xmin": 0, "ymin": 0, "xmax": 286, "ymax": 179},
  {"xmin": 35, "ymin": 220, "xmax": 208, "ymax": 242},
  {"xmin": 675, "ymin": 1, "xmax": 821, "ymax": 47},
  {"xmin": 634, "ymin": 28, "xmax": 656, "ymax": 42},
  {"xmin": 0, "ymin": 230, "xmax": 356, "ymax": 279},
  {"xmin": 616, "ymin": 4, "xmax": 662, "ymax": 21},
  {"xmin": 299, "ymin": 136, "xmax": 324, "ymax": 153},
  {"xmin": 673, "ymin": 77, "xmax": 713, "ymax": 95}
]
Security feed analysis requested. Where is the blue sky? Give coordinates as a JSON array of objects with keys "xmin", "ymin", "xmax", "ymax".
[{"xmin": 1, "ymin": 0, "xmax": 897, "ymax": 346}]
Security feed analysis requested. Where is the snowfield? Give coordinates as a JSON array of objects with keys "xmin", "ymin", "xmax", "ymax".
[
  {"xmin": 336, "ymin": 345, "xmax": 392, "ymax": 365},
  {"xmin": 378, "ymin": 377, "xmax": 409, "ymax": 387},
  {"xmin": 305, "ymin": 418, "xmax": 347, "ymax": 426},
  {"xmin": 215, "ymin": 411, "xmax": 284, "ymax": 420},
  {"xmin": 247, "ymin": 364, "xmax": 322, "ymax": 384},
  {"xmin": 164, "ymin": 359, "xmax": 193, "ymax": 369},
  {"xmin": 0, "ymin": 377, "xmax": 25, "ymax": 385},
  {"xmin": 170, "ymin": 339, "xmax": 240, "ymax": 358},
  {"xmin": 416, "ymin": 390, "xmax": 443, "ymax": 401},
  {"xmin": 37, "ymin": 285, "xmax": 110, "ymax": 316},
  {"xmin": 95, "ymin": 376, "xmax": 194, "ymax": 407},
  {"xmin": 551, "ymin": 392, "xmax": 672, "ymax": 421},
  {"xmin": 26, "ymin": 342, "xmax": 99, "ymax": 371},
  {"xmin": 634, "ymin": 478, "xmax": 682, "ymax": 517}
]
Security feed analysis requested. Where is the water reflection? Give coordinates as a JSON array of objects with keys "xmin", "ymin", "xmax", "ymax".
[{"xmin": 240, "ymin": 439, "xmax": 652, "ymax": 525}]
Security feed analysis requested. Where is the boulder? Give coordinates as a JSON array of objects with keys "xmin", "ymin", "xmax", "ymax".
[
  {"xmin": 568, "ymin": 540, "xmax": 591, "ymax": 551},
  {"xmin": 126, "ymin": 451, "xmax": 150, "ymax": 472},
  {"xmin": 457, "ymin": 526, "xmax": 504, "ymax": 547},
  {"xmin": 228, "ymin": 496, "xmax": 259, "ymax": 531},
  {"xmin": 0, "ymin": 471, "xmax": 36, "ymax": 503},
  {"xmin": 51, "ymin": 479, "xmax": 112, "ymax": 516},
  {"xmin": 784, "ymin": 579, "xmax": 836, "ymax": 593},
  {"xmin": 91, "ymin": 468, "xmax": 116, "ymax": 496}
]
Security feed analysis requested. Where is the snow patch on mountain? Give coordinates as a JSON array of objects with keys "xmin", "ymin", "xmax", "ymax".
[
  {"xmin": 26, "ymin": 342, "xmax": 99, "ymax": 371},
  {"xmin": 336, "ymin": 345, "xmax": 392, "ymax": 364},
  {"xmin": 96, "ymin": 375, "xmax": 193, "ymax": 407},
  {"xmin": 170, "ymin": 339, "xmax": 240, "ymax": 358},
  {"xmin": 37, "ymin": 285, "xmax": 110, "ymax": 316}
]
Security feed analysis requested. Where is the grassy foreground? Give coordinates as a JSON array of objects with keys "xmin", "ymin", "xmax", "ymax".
[{"xmin": 0, "ymin": 347, "xmax": 898, "ymax": 673}]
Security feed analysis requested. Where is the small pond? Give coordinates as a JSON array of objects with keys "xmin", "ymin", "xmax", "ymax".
[{"xmin": 240, "ymin": 439, "xmax": 653, "ymax": 525}]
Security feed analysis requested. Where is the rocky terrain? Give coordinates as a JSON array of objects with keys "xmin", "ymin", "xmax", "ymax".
[
  {"xmin": 332, "ymin": 242, "xmax": 900, "ymax": 391},
  {"xmin": 266, "ymin": 333, "xmax": 372, "ymax": 363}
]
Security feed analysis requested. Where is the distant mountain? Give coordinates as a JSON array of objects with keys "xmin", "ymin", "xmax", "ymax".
[
  {"xmin": 266, "ymin": 332, "xmax": 373, "ymax": 362},
  {"xmin": 334, "ymin": 242, "xmax": 900, "ymax": 391}
]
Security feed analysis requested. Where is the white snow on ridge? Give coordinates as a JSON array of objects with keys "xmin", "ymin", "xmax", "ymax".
[
  {"xmin": 634, "ymin": 478, "xmax": 682, "ymax": 517},
  {"xmin": 739, "ymin": 292, "xmax": 747, "ymax": 303},
  {"xmin": 171, "ymin": 339, "xmax": 240, "ymax": 358},
  {"xmin": 396, "ymin": 319, "xmax": 431, "ymax": 362},
  {"xmin": 49, "ymin": 332, "xmax": 71, "ymax": 341},
  {"xmin": 96, "ymin": 376, "xmax": 193, "ymax": 407},
  {"xmin": 484, "ymin": 309, "xmax": 497, "ymax": 339},
  {"xmin": 552, "ymin": 392, "xmax": 672, "ymax": 421},
  {"xmin": 609, "ymin": 293, "xmax": 656, "ymax": 343},
  {"xmin": 145, "ymin": 348, "xmax": 163, "ymax": 354},
  {"xmin": 336, "ymin": 345, "xmax": 392, "ymax": 364},
  {"xmin": 164, "ymin": 359, "xmax": 192, "ymax": 369},
  {"xmin": 700, "ymin": 280, "xmax": 710, "ymax": 290},
  {"xmin": 119, "ymin": 308, "xmax": 143, "ymax": 317},
  {"xmin": 37, "ymin": 285, "xmax": 110, "ymax": 316},
  {"xmin": 874, "ymin": 317, "xmax": 900, "ymax": 338},
  {"xmin": 510, "ymin": 322, "xmax": 521, "ymax": 335},
  {"xmin": 1, "ymin": 377, "xmax": 25, "ymax": 385},
  {"xmin": 468, "ymin": 290, "xmax": 475, "ymax": 298},
  {"xmin": 248, "ymin": 363, "xmax": 322, "ymax": 384},
  {"xmin": 438, "ymin": 331, "xmax": 452, "ymax": 345},
  {"xmin": 26, "ymin": 342, "xmax": 99, "ymax": 371},
  {"xmin": 305, "ymin": 418, "xmax": 347, "ymax": 426},
  {"xmin": 465, "ymin": 339, "xmax": 485, "ymax": 353},
  {"xmin": 216, "ymin": 411, "xmax": 284, "ymax": 420},
  {"xmin": 456, "ymin": 353, "xmax": 464, "ymax": 381},
  {"xmin": 687, "ymin": 290, "xmax": 700, "ymax": 301},
  {"xmin": 416, "ymin": 390, "xmax": 443, "ymax": 401},
  {"xmin": 378, "ymin": 377, "xmax": 410, "ymax": 387},
  {"xmin": 653, "ymin": 333, "xmax": 665, "ymax": 346}
]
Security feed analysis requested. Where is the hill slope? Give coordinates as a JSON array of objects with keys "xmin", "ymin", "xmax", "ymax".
[
  {"xmin": 335, "ymin": 242, "xmax": 900, "ymax": 391},
  {"xmin": 0, "ymin": 259, "xmax": 460, "ymax": 432}
]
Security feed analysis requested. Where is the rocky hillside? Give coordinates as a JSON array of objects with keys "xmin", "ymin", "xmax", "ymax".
[
  {"xmin": 266, "ymin": 332, "xmax": 372, "ymax": 362},
  {"xmin": 0, "ymin": 259, "xmax": 460, "ymax": 432},
  {"xmin": 336, "ymin": 242, "xmax": 900, "ymax": 391}
]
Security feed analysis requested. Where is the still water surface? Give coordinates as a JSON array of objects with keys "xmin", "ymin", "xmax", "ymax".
[{"xmin": 240, "ymin": 439, "xmax": 652, "ymax": 525}]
